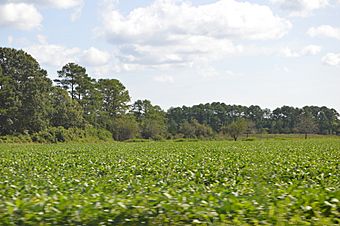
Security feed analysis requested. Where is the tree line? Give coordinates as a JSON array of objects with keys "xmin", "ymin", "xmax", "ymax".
[{"xmin": 0, "ymin": 48, "xmax": 339, "ymax": 142}]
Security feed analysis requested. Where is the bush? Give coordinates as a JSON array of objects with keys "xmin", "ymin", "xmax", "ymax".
[
  {"xmin": 29, "ymin": 127, "xmax": 113, "ymax": 143},
  {"xmin": 85, "ymin": 127, "xmax": 112, "ymax": 142},
  {"xmin": 0, "ymin": 134, "xmax": 32, "ymax": 143},
  {"xmin": 110, "ymin": 116, "xmax": 140, "ymax": 141}
]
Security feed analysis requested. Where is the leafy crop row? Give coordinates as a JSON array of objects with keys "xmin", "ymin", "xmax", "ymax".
[{"xmin": 0, "ymin": 139, "xmax": 339, "ymax": 225}]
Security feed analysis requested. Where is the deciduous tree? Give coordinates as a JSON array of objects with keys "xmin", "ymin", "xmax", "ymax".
[
  {"xmin": 222, "ymin": 119, "xmax": 248, "ymax": 141},
  {"xmin": 296, "ymin": 112, "xmax": 318, "ymax": 139}
]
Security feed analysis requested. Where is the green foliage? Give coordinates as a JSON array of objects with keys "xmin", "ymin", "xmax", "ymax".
[
  {"xmin": 222, "ymin": 118, "xmax": 248, "ymax": 141},
  {"xmin": 49, "ymin": 87, "xmax": 86, "ymax": 129},
  {"xmin": 295, "ymin": 112, "xmax": 318, "ymax": 139},
  {"xmin": 30, "ymin": 127, "xmax": 112, "ymax": 143},
  {"xmin": 0, "ymin": 139, "xmax": 339, "ymax": 224},
  {"xmin": 1, "ymin": 47, "xmax": 339, "ymax": 141},
  {"xmin": 179, "ymin": 119, "xmax": 214, "ymax": 138},
  {"xmin": 0, "ymin": 48, "xmax": 52, "ymax": 135},
  {"xmin": 97, "ymin": 79, "xmax": 131, "ymax": 117},
  {"xmin": 55, "ymin": 63, "xmax": 88, "ymax": 100},
  {"xmin": 132, "ymin": 100, "xmax": 167, "ymax": 140},
  {"xmin": 167, "ymin": 103, "xmax": 340, "ymax": 137},
  {"xmin": 141, "ymin": 117, "xmax": 166, "ymax": 140},
  {"xmin": 55, "ymin": 63, "xmax": 102, "ymax": 126},
  {"xmin": 110, "ymin": 115, "xmax": 140, "ymax": 141},
  {"xmin": 179, "ymin": 121, "xmax": 196, "ymax": 138},
  {"xmin": 0, "ymin": 134, "xmax": 32, "ymax": 143}
]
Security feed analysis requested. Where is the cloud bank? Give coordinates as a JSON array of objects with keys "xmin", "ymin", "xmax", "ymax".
[
  {"xmin": 0, "ymin": 3, "xmax": 42, "ymax": 30},
  {"xmin": 100, "ymin": 0, "xmax": 291, "ymax": 68}
]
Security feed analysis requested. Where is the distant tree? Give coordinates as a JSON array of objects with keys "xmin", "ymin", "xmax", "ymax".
[
  {"xmin": 179, "ymin": 119, "xmax": 213, "ymax": 138},
  {"xmin": 245, "ymin": 120, "xmax": 256, "ymax": 138},
  {"xmin": 0, "ymin": 48, "xmax": 52, "ymax": 134},
  {"xmin": 55, "ymin": 63, "xmax": 106, "ymax": 126},
  {"xmin": 131, "ymin": 100, "xmax": 153, "ymax": 122},
  {"xmin": 296, "ymin": 112, "xmax": 318, "ymax": 139},
  {"xmin": 222, "ymin": 119, "xmax": 248, "ymax": 141},
  {"xmin": 141, "ymin": 117, "xmax": 166, "ymax": 140},
  {"xmin": 55, "ymin": 63, "xmax": 88, "ymax": 100},
  {"xmin": 49, "ymin": 87, "xmax": 86, "ymax": 129},
  {"xmin": 179, "ymin": 121, "xmax": 196, "ymax": 138},
  {"xmin": 167, "ymin": 118, "xmax": 179, "ymax": 136},
  {"xmin": 97, "ymin": 79, "xmax": 130, "ymax": 117},
  {"xmin": 110, "ymin": 115, "xmax": 139, "ymax": 141},
  {"xmin": 318, "ymin": 107, "xmax": 339, "ymax": 134},
  {"xmin": 271, "ymin": 106, "xmax": 301, "ymax": 133},
  {"xmin": 336, "ymin": 121, "xmax": 340, "ymax": 136},
  {"xmin": 0, "ymin": 65, "xmax": 16, "ymax": 134},
  {"xmin": 131, "ymin": 100, "xmax": 167, "ymax": 139},
  {"xmin": 81, "ymin": 86, "xmax": 102, "ymax": 127},
  {"xmin": 245, "ymin": 105, "xmax": 265, "ymax": 130}
]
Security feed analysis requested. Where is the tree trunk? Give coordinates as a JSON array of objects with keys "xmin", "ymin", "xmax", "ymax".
[{"xmin": 305, "ymin": 133, "xmax": 307, "ymax": 139}]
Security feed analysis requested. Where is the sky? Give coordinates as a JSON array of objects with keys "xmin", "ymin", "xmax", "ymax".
[{"xmin": 0, "ymin": 0, "xmax": 340, "ymax": 112}]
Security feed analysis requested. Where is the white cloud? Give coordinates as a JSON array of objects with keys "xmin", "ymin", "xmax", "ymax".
[
  {"xmin": 100, "ymin": 0, "xmax": 291, "ymax": 69},
  {"xmin": 4, "ymin": 0, "xmax": 84, "ymax": 22},
  {"xmin": 322, "ymin": 53, "xmax": 340, "ymax": 66},
  {"xmin": 37, "ymin": 34, "xmax": 48, "ymax": 44},
  {"xmin": 43, "ymin": 0, "xmax": 83, "ymax": 9},
  {"xmin": 307, "ymin": 25, "xmax": 340, "ymax": 40},
  {"xmin": 271, "ymin": 0, "xmax": 328, "ymax": 17},
  {"xmin": 280, "ymin": 48, "xmax": 300, "ymax": 58},
  {"xmin": 7, "ymin": 0, "xmax": 83, "ymax": 9},
  {"xmin": 26, "ymin": 36, "xmax": 112, "ymax": 68},
  {"xmin": 81, "ymin": 47, "xmax": 111, "ymax": 66},
  {"xmin": 280, "ymin": 45, "xmax": 322, "ymax": 57},
  {"xmin": 24, "ymin": 42, "xmax": 116, "ymax": 76},
  {"xmin": 0, "ymin": 3, "xmax": 42, "ymax": 30},
  {"xmin": 25, "ymin": 44, "xmax": 81, "ymax": 67},
  {"xmin": 119, "ymin": 36, "xmax": 243, "ymax": 68},
  {"xmin": 103, "ymin": 0, "xmax": 291, "ymax": 42},
  {"xmin": 153, "ymin": 75, "xmax": 175, "ymax": 83},
  {"xmin": 301, "ymin": 45, "xmax": 322, "ymax": 55}
]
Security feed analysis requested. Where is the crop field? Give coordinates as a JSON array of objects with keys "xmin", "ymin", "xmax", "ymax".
[{"xmin": 0, "ymin": 139, "xmax": 339, "ymax": 225}]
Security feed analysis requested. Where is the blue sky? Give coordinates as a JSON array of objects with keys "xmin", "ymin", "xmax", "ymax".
[{"xmin": 1, "ymin": 0, "xmax": 340, "ymax": 112}]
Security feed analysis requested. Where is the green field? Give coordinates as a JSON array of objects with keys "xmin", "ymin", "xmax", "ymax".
[{"xmin": 0, "ymin": 139, "xmax": 339, "ymax": 225}]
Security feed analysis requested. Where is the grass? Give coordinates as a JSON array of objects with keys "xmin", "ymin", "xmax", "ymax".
[{"xmin": 0, "ymin": 138, "xmax": 339, "ymax": 225}]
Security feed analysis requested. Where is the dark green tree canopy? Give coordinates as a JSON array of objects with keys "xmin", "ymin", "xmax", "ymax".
[
  {"xmin": 131, "ymin": 100, "xmax": 167, "ymax": 139},
  {"xmin": 55, "ymin": 63, "xmax": 89, "ymax": 100},
  {"xmin": 49, "ymin": 87, "xmax": 86, "ymax": 129},
  {"xmin": 0, "ymin": 47, "xmax": 339, "ymax": 141},
  {"xmin": 97, "ymin": 79, "xmax": 131, "ymax": 117},
  {"xmin": 0, "ymin": 48, "xmax": 53, "ymax": 134},
  {"xmin": 295, "ymin": 111, "xmax": 318, "ymax": 139},
  {"xmin": 222, "ymin": 119, "xmax": 248, "ymax": 141}
]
